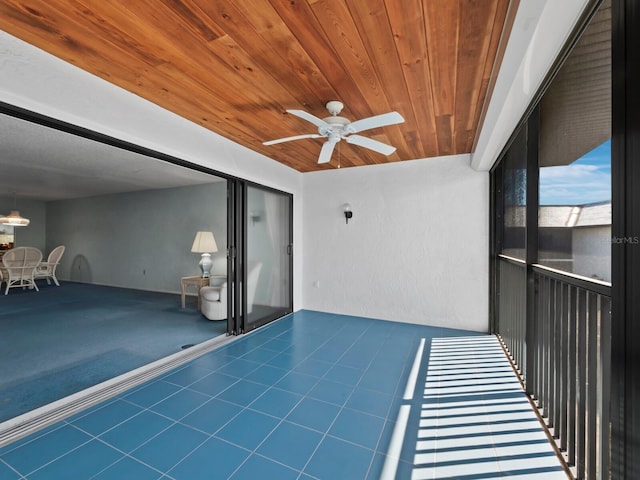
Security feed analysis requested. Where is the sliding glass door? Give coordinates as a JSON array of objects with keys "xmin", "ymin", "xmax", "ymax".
[
  {"xmin": 227, "ymin": 181, "xmax": 293, "ymax": 334},
  {"xmin": 245, "ymin": 184, "xmax": 292, "ymax": 330}
]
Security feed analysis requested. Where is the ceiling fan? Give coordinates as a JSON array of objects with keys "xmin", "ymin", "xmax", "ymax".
[{"xmin": 263, "ymin": 101, "xmax": 405, "ymax": 164}]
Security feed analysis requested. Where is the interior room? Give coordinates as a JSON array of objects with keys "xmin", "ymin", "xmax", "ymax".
[
  {"xmin": 0, "ymin": 0, "xmax": 637, "ymax": 479},
  {"xmin": 0, "ymin": 113, "xmax": 234, "ymax": 420}
]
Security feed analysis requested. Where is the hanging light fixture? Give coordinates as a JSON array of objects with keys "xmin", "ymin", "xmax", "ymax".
[{"xmin": 0, "ymin": 194, "xmax": 30, "ymax": 227}]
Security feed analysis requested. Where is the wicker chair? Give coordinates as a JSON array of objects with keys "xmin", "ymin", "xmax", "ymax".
[
  {"xmin": 34, "ymin": 245, "xmax": 65, "ymax": 287},
  {"xmin": 2, "ymin": 247, "xmax": 43, "ymax": 295}
]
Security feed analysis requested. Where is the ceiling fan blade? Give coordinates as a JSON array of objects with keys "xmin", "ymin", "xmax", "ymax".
[
  {"xmin": 263, "ymin": 133, "xmax": 322, "ymax": 146},
  {"xmin": 347, "ymin": 111, "xmax": 405, "ymax": 134},
  {"xmin": 287, "ymin": 109, "xmax": 330, "ymax": 129},
  {"xmin": 345, "ymin": 134, "xmax": 396, "ymax": 155},
  {"xmin": 318, "ymin": 139, "xmax": 337, "ymax": 164}
]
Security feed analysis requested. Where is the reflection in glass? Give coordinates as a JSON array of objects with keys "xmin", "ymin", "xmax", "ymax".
[
  {"xmin": 538, "ymin": 0, "xmax": 611, "ymax": 282},
  {"xmin": 539, "ymin": 141, "xmax": 611, "ymax": 281},
  {"xmin": 246, "ymin": 186, "xmax": 292, "ymax": 326},
  {"xmin": 501, "ymin": 126, "xmax": 527, "ymax": 260}
]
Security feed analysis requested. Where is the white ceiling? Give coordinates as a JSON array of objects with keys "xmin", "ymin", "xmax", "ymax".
[{"xmin": 0, "ymin": 113, "xmax": 223, "ymax": 202}]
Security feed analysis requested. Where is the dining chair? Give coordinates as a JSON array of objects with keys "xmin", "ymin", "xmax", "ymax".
[
  {"xmin": 35, "ymin": 245, "xmax": 66, "ymax": 287},
  {"xmin": 2, "ymin": 247, "xmax": 42, "ymax": 295}
]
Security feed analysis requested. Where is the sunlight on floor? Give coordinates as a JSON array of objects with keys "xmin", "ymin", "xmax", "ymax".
[{"xmin": 383, "ymin": 336, "xmax": 567, "ymax": 479}]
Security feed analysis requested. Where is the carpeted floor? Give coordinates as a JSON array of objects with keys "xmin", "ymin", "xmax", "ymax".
[{"xmin": 0, "ymin": 282, "xmax": 227, "ymax": 422}]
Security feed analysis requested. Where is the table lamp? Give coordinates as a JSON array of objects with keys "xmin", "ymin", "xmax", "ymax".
[{"xmin": 191, "ymin": 231, "xmax": 218, "ymax": 278}]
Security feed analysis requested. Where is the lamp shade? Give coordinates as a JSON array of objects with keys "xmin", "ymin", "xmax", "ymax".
[
  {"xmin": 191, "ymin": 231, "xmax": 218, "ymax": 253},
  {"xmin": 0, "ymin": 210, "xmax": 30, "ymax": 227}
]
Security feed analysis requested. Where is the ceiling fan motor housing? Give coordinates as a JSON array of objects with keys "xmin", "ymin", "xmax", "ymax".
[
  {"xmin": 326, "ymin": 131, "xmax": 342, "ymax": 144},
  {"xmin": 319, "ymin": 115, "xmax": 351, "ymax": 138}
]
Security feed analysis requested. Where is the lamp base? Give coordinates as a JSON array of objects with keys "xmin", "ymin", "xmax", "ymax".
[{"xmin": 199, "ymin": 253, "xmax": 213, "ymax": 278}]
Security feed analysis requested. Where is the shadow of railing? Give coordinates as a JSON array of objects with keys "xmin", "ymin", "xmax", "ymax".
[{"xmin": 379, "ymin": 336, "xmax": 568, "ymax": 479}]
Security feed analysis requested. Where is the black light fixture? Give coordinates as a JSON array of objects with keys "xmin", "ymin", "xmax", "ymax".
[{"xmin": 343, "ymin": 203, "xmax": 353, "ymax": 224}]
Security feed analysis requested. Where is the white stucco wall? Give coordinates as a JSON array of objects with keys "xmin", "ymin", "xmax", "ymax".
[{"xmin": 302, "ymin": 154, "xmax": 489, "ymax": 332}]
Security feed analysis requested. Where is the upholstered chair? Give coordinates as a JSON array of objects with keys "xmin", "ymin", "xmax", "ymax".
[
  {"xmin": 200, "ymin": 261, "xmax": 263, "ymax": 321},
  {"xmin": 200, "ymin": 281, "xmax": 227, "ymax": 321}
]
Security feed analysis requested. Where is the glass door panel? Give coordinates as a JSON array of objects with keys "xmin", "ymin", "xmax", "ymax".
[{"xmin": 244, "ymin": 184, "xmax": 292, "ymax": 331}]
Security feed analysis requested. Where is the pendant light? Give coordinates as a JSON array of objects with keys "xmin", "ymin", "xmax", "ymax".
[{"xmin": 0, "ymin": 193, "xmax": 30, "ymax": 227}]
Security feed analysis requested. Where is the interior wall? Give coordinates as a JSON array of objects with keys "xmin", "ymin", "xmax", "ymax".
[
  {"xmin": 302, "ymin": 154, "xmax": 489, "ymax": 332},
  {"xmin": 0, "ymin": 196, "xmax": 46, "ymax": 251},
  {"xmin": 46, "ymin": 182, "xmax": 227, "ymax": 293}
]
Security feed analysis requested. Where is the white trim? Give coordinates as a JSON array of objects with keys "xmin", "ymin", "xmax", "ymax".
[{"xmin": 472, "ymin": 0, "xmax": 590, "ymax": 172}]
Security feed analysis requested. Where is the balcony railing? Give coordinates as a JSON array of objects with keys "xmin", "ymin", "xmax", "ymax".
[
  {"xmin": 497, "ymin": 255, "xmax": 527, "ymax": 376},
  {"xmin": 496, "ymin": 255, "xmax": 611, "ymax": 480}
]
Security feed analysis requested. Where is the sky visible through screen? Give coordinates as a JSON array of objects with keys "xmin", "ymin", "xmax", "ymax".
[{"xmin": 539, "ymin": 139, "xmax": 611, "ymax": 206}]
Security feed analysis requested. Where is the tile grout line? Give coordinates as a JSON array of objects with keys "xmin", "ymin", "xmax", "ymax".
[
  {"xmin": 289, "ymin": 322, "xmax": 390, "ymax": 478},
  {"xmin": 0, "ymin": 457, "xmax": 23, "ymax": 480},
  {"xmin": 204, "ymin": 319, "xmax": 341, "ymax": 479},
  {"xmin": 263, "ymin": 322, "xmax": 376, "ymax": 479},
  {"xmin": 71, "ymin": 351, "xmax": 264, "ymax": 479},
  {"xmin": 161, "ymin": 320, "xmax": 319, "ymax": 479}
]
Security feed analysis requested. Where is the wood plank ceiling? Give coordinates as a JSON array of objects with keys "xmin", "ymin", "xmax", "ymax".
[{"xmin": 0, "ymin": 0, "xmax": 513, "ymax": 172}]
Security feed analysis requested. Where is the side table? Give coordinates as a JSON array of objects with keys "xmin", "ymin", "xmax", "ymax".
[{"xmin": 181, "ymin": 275, "xmax": 209, "ymax": 310}]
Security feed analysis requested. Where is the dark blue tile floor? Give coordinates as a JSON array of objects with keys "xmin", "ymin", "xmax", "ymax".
[{"xmin": 0, "ymin": 310, "xmax": 567, "ymax": 479}]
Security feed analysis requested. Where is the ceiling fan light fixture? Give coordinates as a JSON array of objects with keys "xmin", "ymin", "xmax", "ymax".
[{"xmin": 325, "ymin": 100, "xmax": 344, "ymax": 116}]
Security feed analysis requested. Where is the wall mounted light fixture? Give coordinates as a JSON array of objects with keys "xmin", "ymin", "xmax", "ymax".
[{"xmin": 343, "ymin": 203, "xmax": 353, "ymax": 224}]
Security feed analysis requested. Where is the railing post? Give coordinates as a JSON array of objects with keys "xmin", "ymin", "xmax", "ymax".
[
  {"xmin": 567, "ymin": 285, "xmax": 578, "ymax": 465},
  {"xmin": 587, "ymin": 293, "xmax": 599, "ymax": 478},
  {"xmin": 598, "ymin": 296, "xmax": 612, "ymax": 480},
  {"xmin": 524, "ymin": 107, "xmax": 539, "ymax": 395},
  {"xmin": 559, "ymin": 282, "xmax": 569, "ymax": 450},
  {"xmin": 577, "ymin": 288, "xmax": 587, "ymax": 479}
]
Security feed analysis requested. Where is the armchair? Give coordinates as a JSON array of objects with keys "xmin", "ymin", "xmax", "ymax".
[
  {"xmin": 2, "ymin": 247, "xmax": 42, "ymax": 295},
  {"xmin": 200, "ymin": 281, "xmax": 227, "ymax": 321},
  {"xmin": 200, "ymin": 261, "xmax": 263, "ymax": 321},
  {"xmin": 34, "ymin": 245, "xmax": 65, "ymax": 286}
]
